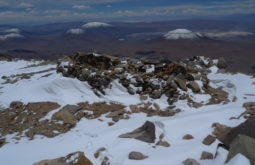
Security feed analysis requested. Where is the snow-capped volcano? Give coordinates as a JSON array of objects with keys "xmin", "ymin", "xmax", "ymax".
[
  {"xmin": 164, "ymin": 29, "xmax": 202, "ymax": 40},
  {"xmin": 82, "ymin": 22, "xmax": 111, "ymax": 28}
]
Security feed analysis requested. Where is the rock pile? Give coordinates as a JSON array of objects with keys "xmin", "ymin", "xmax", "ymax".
[{"xmin": 57, "ymin": 53, "xmax": 230, "ymax": 106}]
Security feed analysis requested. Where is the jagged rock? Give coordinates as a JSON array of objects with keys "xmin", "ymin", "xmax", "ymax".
[
  {"xmin": 119, "ymin": 121, "xmax": 156, "ymax": 143},
  {"xmin": 128, "ymin": 151, "xmax": 148, "ymax": 160},
  {"xmin": 202, "ymin": 135, "xmax": 216, "ymax": 145},
  {"xmin": 217, "ymin": 57, "xmax": 227, "ymax": 69},
  {"xmin": 182, "ymin": 158, "xmax": 200, "ymax": 165},
  {"xmin": 212, "ymin": 122, "xmax": 232, "ymax": 144},
  {"xmin": 217, "ymin": 117, "xmax": 255, "ymax": 148},
  {"xmin": 226, "ymin": 134, "xmax": 255, "ymax": 164},
  {"xmin": 175, "ymin": 78, "xmax": 187, "ymax": 91},
  {"xmin": 200, "ymin": 151, "xmax": 214, "ymax": 160},
  {"xmin": 33, "ymin": 151, "xmax": 92, "ymax": 165},
  {"xmin": 183, "ymin": 134, "xmax": 194, "ymax": 140},
  {"xmin": 187, "ymin": 81, "xmax": 200, "ymax": 93}
]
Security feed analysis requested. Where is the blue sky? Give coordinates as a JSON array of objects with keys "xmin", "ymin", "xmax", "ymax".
[{"xmin": 0, "ymin": 0, "xmax": 255, "ymax": 24}]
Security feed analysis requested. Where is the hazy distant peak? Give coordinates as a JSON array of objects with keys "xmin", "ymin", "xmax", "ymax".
[
  {"xmin": 66, "ymin": 28, "xmax": 84, "ymax": 35},
  {"xmin": 0, "ymin": 33, "xmax": 23, "ymax": 41},
  {"xmin": 4, "ymin": 28, "xmax": 21, "ymax": 33},
  {"xmin": 82, "ymin": 22, "xmax": 111, "ymax": 28},
  {"xmin": 164, "ymin": 29, "xmax": 201, "ymax": 40}
]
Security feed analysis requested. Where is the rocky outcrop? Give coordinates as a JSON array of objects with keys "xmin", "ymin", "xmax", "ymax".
[
  {"xmin": 57, "ymin": 53, "xmax": 229, "ymax": 106},
  {"xmin": 0, "ymin": 102, "xmax": 61, "ymax": 138},
  {"xmin": 33, "ymin": 151, "xmax": 93, "ymax": 165},
  {"xmin": 119, "ymin": 121, "xmax": 156, "ymax": 143}
]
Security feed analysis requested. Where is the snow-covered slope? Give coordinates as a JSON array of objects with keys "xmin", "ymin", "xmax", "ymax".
[
  {"xmin": 164, "ymin": 29, "xmax": 202, "ymax": 40},
  {"xmin": 0, "ymin": 59, "xmax": 255, "ymax": 165}
]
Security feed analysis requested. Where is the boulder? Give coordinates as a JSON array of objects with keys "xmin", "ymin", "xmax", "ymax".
[
  {"xmin": 200, "ymin": 151, "xmax": 214, "ymax": 160},
  {"xmin": 182, "ymin": 158, "xmax": 200, "ymax": 165},
  {"xmin": 187, "ymin": 81, "xmax": 200, "ymax": 93},
  {"xmin": 128, "ymin": 151, "xmax": 148, "ymax": 160},
  {"xmin": 226, "ymin": 134, "xmax": 255, "ymax": 164},
  {"xmin": 202, "ymin": 135, "xmax": 216, "ymax": 146},
  {"xmin": 218, "ymin": 117, "xmax": 255, "ymax": 148},
  {"xmin": 119, "ymin": 121, "xmax": 156, "ymax": 143}
]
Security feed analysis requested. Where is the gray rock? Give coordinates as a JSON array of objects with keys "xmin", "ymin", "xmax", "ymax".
[
  {"xmin": 119, "ymin": 121, "xmax": 156, "ymax": 143},
  {"xmin": 187, "ymin": 81, "xmax": 200, "ymax": 93},
  {"xmin": 200, "ymin": 151, "xmax": 214, "ymax": 160},
  {"xmin": 175, "ymin": 79, "xmax": 187, "ymax": 91},
  {"xmin": 226, "ymin": 134, "xmax": 255, "ymax": 164},
  {"xmin": 221, "ymin": 117, "xmax": 255, "ymax": 148},
  {"xmin": 128, "ymin": 151, "xmax": 148, "ymax": 160},
  {"xmin": 182, "ymin": 158, "xmax": 200, "ymax": 165}
]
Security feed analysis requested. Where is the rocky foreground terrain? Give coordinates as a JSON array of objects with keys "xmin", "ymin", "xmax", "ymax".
[{"xmin": 0, "ymin": 53, "xmax": 255, "ymax": 165}]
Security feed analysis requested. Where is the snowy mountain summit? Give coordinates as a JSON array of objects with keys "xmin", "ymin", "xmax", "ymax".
[
  {"xmin": 164, "ymin": 29, "xmax": 202, "ymax": 40},
  {"xmin": 82, "ymin": 22, "xmax": 111, "ymax": 28},
  {"xmin": 0, "ymin": 53, "xmax": 255, "ymax": 165}
]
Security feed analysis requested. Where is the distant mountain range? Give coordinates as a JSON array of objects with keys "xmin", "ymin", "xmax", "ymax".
[{"xmin": 0, "ymin": 19, "xmax": 255, "ymax": 73}]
